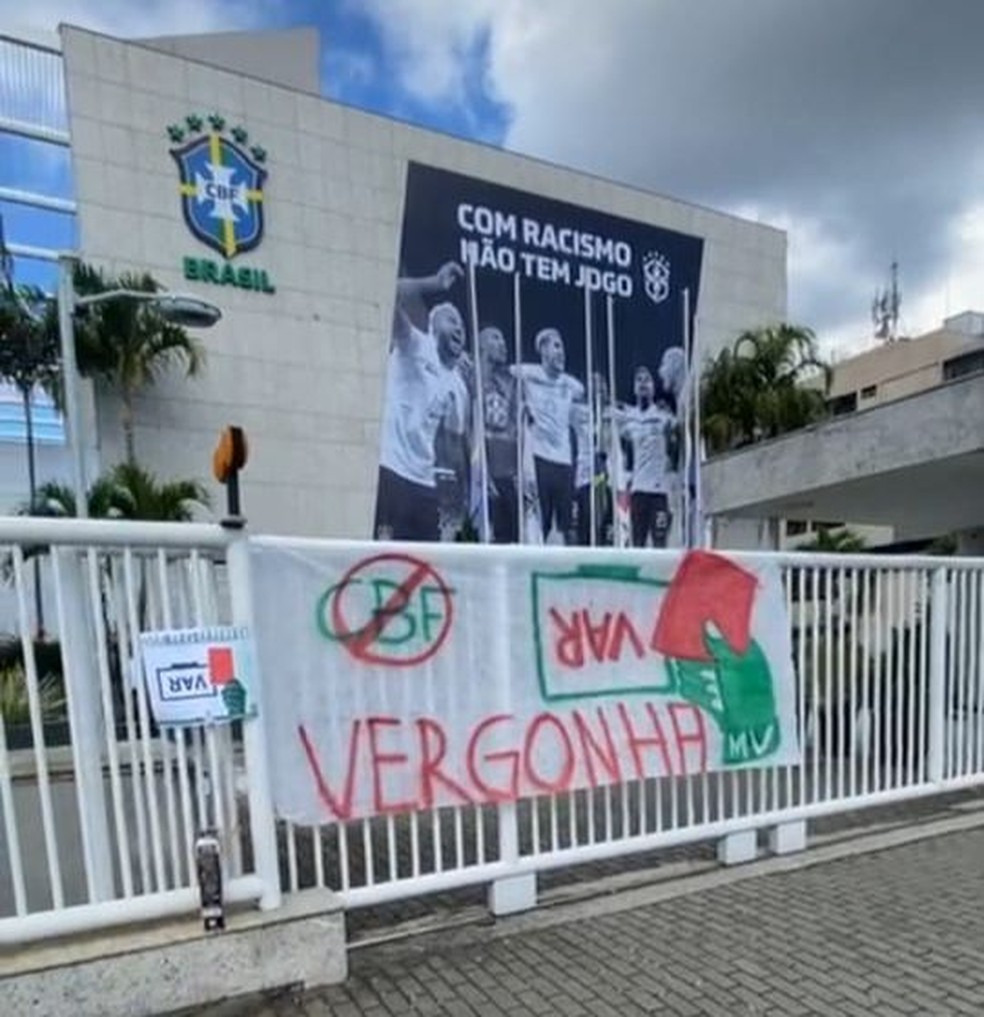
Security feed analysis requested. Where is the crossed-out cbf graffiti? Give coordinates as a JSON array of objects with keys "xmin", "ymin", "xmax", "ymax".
[{"xmin": 250, "ymin": 545, "xmax": 800, "ymax": 825}]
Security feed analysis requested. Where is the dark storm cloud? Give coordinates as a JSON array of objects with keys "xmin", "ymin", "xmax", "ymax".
[{"xmin": 493, "ymin": 0, "xmax": 984, "ymax": 339}]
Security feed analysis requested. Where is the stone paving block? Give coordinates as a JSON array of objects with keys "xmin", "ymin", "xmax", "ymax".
[{"xmin": 183, "ymin": 824, "xmax": 984, "ymax": 1017}]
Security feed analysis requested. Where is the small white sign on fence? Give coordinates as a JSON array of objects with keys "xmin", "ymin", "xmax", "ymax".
[
  {"xmin": 252, "ymin": 545, "xmax": 802, "ymax": 825},
  {"xmin": 139, "ymin": 626, "xmax": 257, "ymax": 727}
]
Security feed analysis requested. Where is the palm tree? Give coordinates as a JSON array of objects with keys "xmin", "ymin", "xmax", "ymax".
[
  {"xmin": 8, "ymin": 465, "xmax": 210, "ymax": 729},
  {"xmin": 701, "ymin": 324, "xmax": 831, "ymax": 454},
  {"xmin": 20, "ymin": 463, "xmax": 210, "ymax": 522},
  {"xmin": 800, "ymin": 526, "xmax": 867, "ymax": 553},
  {"xmin": 927, "ymin": 532, "xmax": 958, "ymax": 555},
  {"xmin": 9, "ymin": 465, "xmax": 211, "ymax": 627},
  {"xmin": 72, "ymin": 264, "xmax": 205, "ymax": 464},
  {"xmin": 26, "ymin": 477, "xmax": 122, "ymax": 521},
  {"xmin": 103, "ymin": 462, "xmax": 210, "ymax": 521},
  {"xmin": 0, "ymin": 284, "xmax": 59, "ymax": 515},
  {"xmin": 0, "ymin": 283, "xmax": 60, "ymax": 636}
]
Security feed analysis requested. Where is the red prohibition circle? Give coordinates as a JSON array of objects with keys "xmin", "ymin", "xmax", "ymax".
[{"xmin": 328, "ymin": 552, "xmax": 453, "ymax": 667}]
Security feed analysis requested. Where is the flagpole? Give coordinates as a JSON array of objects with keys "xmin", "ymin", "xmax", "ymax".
[
  {"xmin": 692, "ymin": 309, "xmax": 707, "ymax": 548},
  {"xmin": 583, "ymin": 285, "xmax": 596, "ymax": 546},
  {"xmin": 605, "ymin": 294, "xmax": 623, "ymax": 548},
  {"xmin": 513, "ymin": 271, "xmax": 525, "ymax": 543},
  {"xmin": 467, "ymin": 258, "xmax": 491, "ymax": 542},
  {"xmin": 681, "ymin": 287, "xmax": 692, "ymax": 548}
]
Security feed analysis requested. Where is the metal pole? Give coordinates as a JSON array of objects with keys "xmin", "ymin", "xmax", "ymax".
[
  {"xmin": 583, "ymin": 286, "xmax": 596, "ymax": 546},
  {"xmin": 513, "ymin": 273, "xmax": 525, "ymax": 544},
  {"xmin": 692, "ymin": 306, "xmax": 707, "ymax": 547},
  {"xmin": 681, "ymin": 288, "xmax": 692, "ymax": 548},
  {"xmin": 466, "ymin": 259, "xmax": 491, "ymax": 543},
  {"xmin": 57, "ymin": 253, "xmax": 87, "ymax": 518},
  {"xmin": 605, "ymin": 295, "xmax": 622, "ymax": 548}
]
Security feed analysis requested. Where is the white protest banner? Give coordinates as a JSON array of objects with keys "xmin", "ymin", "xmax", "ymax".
[
  {"xmin": 139, "ymin": 626, "xmax": 257, "ymax": 726},
  {"xmin": 251, "ymin": 543, "xmax": 800, "ymax": 825}
]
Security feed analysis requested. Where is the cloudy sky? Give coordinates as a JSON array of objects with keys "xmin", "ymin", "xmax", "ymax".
[{"xmin": 5, "ymin": 0, "xmax": 984, "ymax": 357}]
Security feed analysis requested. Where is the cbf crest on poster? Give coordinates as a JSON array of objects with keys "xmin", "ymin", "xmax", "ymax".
[{"xmin": 372, "ymin": 162, "xmax": 705, "ymax": 551}]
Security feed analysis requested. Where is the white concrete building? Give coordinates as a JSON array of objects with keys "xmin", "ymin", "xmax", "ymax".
[
  {"xmin": 706, "ymin": 313, "xmax": 984, "ymax": 554},
  {"xmin": 1, "ymin": 24, "xmax": 787, "ymax": 540}
]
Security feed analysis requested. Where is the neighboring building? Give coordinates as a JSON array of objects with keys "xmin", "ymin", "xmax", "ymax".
[
  {"xmin": 827, "ymin": 312, "xmax": 984, "ymax": 417},
  {"xmin": 0, "ymin": 23, "xmax": 787, "ymax": 542},
  {"xmin": 774, "ymin": 312, "xmax": 984, "ymax": 552},
  {"xmin": 708, "ymin": 312, "xmax": 984, "ymax": 554}
]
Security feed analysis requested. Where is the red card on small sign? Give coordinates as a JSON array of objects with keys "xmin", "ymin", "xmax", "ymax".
[{"xmin": 208, "ymin": 646, "xmax": 235, "ymax": 686}]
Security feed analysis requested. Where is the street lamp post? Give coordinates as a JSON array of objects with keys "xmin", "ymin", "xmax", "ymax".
[{"xmin": 56, "ymin": 254, "xmax": 222, "ymax": 518}]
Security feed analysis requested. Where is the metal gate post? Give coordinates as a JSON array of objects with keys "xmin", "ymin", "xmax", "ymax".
[{"xmin": 226, "ymin": 528, "xmax": 282, "ymax": 911}]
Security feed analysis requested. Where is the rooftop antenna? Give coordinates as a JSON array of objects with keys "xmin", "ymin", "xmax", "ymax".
[{"xmin": 871, "ymin": 260, "xmax": 901, "ymax": 342}]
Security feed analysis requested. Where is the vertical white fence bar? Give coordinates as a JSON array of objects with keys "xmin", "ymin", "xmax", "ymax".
[
  {"xmin": 225, "ymin": 530, "xmax": 282, "ymax": 911},
  {"xmin": 836, "ymin": 565, "xmax": 846, "ymax": 800},
  {"xmin": 205, "ymin": 728, "xmax": 227, "ymax": 843},
  {"xmin": 286, "ymin": 823, "xmax": 299, "ymax": 891},
  {"xmin": 810, "ymin": 567, "xmax": 820, "ymax": 803},
  {"xmin": 337, "ymin": 822, "xmax": 351, "ymax": 893},
  {"xmin": 12, "ymin": 547, "xmax": 64, "ymax": 908},
  {"xmin": 85, "ymin": 549, "xmax": 133, "ymax": 899},
  {"xmin": 975, "ymin": 572, "xmax": 984, "ymax": 776},
  {"xmin": 946, "ymin": 568, "xmax": 959, "ymax": 779},
  {"xmin": 796, "ymin": 566, "xmax": 806, "ymax": 808},
  {"xmin": 0, "ymin": 711, "xmax": 27, "ymax": 915},
  {"xmin": 122, "ymin": 549, "xmax": 167, "ymax": 893},
  {"xmin": 960, "ymin": 573, "xmax": 971, "ymax": 776},
  {"xmin": 157, "ymin": 552, "xmax": 196, "ymax": 885},
  {"xmin": 153, "ymin": 551, "xmax": 181, "ymax": 887},
  {"xmin": 954, "ymin": 572, "xmax": 967, "ymax": 778},
  {"xmin": 962, "ymin": 572, "xmax": 975, "ymax": 776},
  {"xmin": 885, "ymin": 569, "xmax": 897, "ymax": 790},
  {"xmin": 51, "ymin": 547, "xmax": 115, "ymax": 903},
  {"xmin": 848, "ymin": 567, "xmax": 859, "ymax": 798},
  {"xmin": 860, "ymin": 567, "xmax": 872, "ymax": 796},
  {"xmin": 928, "ymin": 567, "xmax": 948, "ymax": 784},
  {"xmin": 917, "ymin": 571, "xmax": 929, "ymax": 785},
  {"xmin": 489, "ymin": 561, "xmax": 535, "ymax": 915},
  {"xmin": 873, "ymin": 570, "xmax": 884, "ymax": 792},
  {"xmin": 110, "ymin": 556, "xmax": 151, "ymax": 893},
  {"xmin": 823, "ymin": 566, "xmax": 833, "ymax": 803},
  {"xmin": 976, "ymin": 571, "xmax": 984, "ymax": 776},
  {"xmin": 904, "ymin": 570, "xmax": 917, "ymax": 789}
]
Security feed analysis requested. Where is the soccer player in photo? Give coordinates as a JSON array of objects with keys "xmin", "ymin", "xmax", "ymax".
[
  {"xmin": 478, "ymin": 325, "xmax": 521, "ymax": 543},
  {"xmin": 512, "ymin": 328, "xmax": 585, "ymax": 544},
  {"xmin": 614, "ymin": 365, "xmax": 678, "ymax": 548},
  {"xmin": 572, "ymin": 373, "xmax": 614, "ymax": 546},
  {"xmin": 374, "ymin": 261, "xmax": 470, "ymax": 542}
]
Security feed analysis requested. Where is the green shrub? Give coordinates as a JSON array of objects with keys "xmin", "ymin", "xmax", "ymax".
[
  {"xmin": 0, "ymin": 635, "xmax": 63, "ymax": 679},
  {"xmin": 0, "ymin": 663, "xmax": 65, "ymax": 726}
]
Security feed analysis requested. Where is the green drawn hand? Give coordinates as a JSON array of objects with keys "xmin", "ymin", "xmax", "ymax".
[
  {"xmin": 667, "ymin": 635, "xmax": 779, "ymax": 765},
  {"xmin": 221, "ymin": 679, "xmax": 247, "ymax": 719}
]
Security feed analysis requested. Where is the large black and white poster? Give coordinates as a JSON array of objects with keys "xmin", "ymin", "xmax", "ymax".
[{"xmin": 373, "ymin": 162, "xmax": 704, "ymax": 548}]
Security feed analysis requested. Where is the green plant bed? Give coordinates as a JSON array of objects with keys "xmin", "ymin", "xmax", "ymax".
[
  {"xmin": 5, "ymin": 720, "xmax": 72, "ymax": 751},
  {"xmin": 0, "ymin": 636, "xmax": 64, "ymax": 680}
]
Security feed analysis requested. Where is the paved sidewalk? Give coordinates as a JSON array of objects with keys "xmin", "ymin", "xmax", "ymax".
[{"xmin": 198, "ymin": 826, "xmax": 984, "ymax": 1016}]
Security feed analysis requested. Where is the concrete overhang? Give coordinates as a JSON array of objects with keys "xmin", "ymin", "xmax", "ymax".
[{"xmin": 703, "ymin": 373, "xmax": 984, "ymax": 541}]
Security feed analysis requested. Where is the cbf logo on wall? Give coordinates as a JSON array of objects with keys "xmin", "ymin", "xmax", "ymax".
[{"xmin": 167, "ymin": 113, "xmax": 276, "ymax": 294}]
